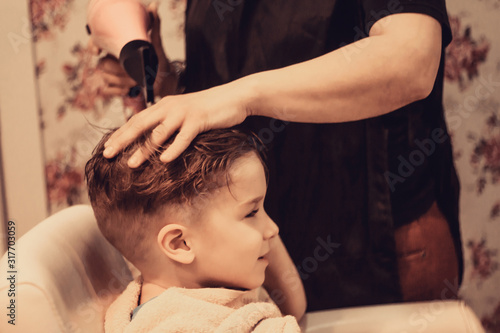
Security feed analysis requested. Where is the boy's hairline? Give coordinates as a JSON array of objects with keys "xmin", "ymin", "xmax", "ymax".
[{"xmin": 150, "ymin": 150, "xmax": 264, "ymax": 227}]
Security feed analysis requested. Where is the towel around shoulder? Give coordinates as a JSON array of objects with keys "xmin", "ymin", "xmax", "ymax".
[{"xmin": 105, "ymin": 276, "xmax": 301, "ymax": 332}]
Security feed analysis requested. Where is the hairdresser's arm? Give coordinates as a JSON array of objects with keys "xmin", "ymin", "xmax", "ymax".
[
  {"xmin": 104, "ymin": 13, "xmax": 442, "ymax": 166},
  {"xmin": 263, "ymin": 236, "xmax": 306, "ymax": 320}
]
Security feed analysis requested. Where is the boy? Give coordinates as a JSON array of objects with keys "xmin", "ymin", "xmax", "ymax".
[{"xmin": 85, "ymin": 128, "xmax": 305, "ymax": 332}]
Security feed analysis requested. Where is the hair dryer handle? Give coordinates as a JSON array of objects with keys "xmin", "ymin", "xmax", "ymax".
[{"xmin": 119, "ymin": 40, "xmax": 158, "ymax": 104}]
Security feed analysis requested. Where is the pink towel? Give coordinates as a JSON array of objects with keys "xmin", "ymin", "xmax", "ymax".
[{"xmin": 105, "ymin": 277, "xmax": 301, "ymax": 332}]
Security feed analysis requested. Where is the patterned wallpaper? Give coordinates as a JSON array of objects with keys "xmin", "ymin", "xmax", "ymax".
[
  {"xmin": 30, "ymin": 0, "xmax": 500, "ymax": 331},
  {"xmin": 442, "ymin": 1, "xmax": 500, "ymax": 331}
]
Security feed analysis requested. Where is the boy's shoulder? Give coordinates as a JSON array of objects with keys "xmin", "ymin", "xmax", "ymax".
[{"xmin": 104, "ymin": 277, "xmax": 300, "ymax": 332}]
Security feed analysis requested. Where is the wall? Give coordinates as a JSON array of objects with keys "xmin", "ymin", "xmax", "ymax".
[
  {"xmin": 444, "ymin": 2, "xmax": 500, "ymax": 331},
  {"xmin": 0, "ymin": 1, "xmax": 48, "ymax": 245},
  {"xmin": 30, "ymin": 0, "xmax": 185, "ymax": 214}
]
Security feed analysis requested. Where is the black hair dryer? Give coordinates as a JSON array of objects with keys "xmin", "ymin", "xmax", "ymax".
[{"xmin": 86, "ymin": 0, "xmax": 158, "ymax": 104}]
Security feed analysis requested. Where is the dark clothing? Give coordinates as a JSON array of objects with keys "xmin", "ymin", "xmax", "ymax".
[{"xmin": 184, "ymin": 0, "xmax": 462, "ymax": 311}]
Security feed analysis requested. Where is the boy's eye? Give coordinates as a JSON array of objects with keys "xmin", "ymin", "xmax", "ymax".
[{"xmin": 245, "ymin": 209, "xmax": 259, "ymax": 218}]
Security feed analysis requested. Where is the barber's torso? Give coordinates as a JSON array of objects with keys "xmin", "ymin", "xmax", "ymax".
[{"xmin": 183, "ymin": 0, "xmax": 460, "ymax": 310}]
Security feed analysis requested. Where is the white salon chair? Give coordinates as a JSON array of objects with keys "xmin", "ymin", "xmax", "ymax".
[{"xmin": 0, "ymin": 205, "xmax": 486, "ymax": 333}]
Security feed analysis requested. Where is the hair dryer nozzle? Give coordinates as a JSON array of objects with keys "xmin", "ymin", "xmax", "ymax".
[{"xmin": 119, "ymin": 40, "xmax": 158, "ymax": 104}]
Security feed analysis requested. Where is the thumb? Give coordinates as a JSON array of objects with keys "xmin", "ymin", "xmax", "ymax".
[{"xmin": 87, "ymin": 38, "xmax": 102, "ymax": 56}]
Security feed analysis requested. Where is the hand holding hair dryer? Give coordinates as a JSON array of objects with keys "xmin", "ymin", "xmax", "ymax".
[{"xmin": 86, "ymin": 0, "xmax": 158, "ymax": 104}]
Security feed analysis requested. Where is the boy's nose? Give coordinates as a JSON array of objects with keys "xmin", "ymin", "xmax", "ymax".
[{"xmin": 263, "ymin": 215, "xmax": 279, "ymax": 240}]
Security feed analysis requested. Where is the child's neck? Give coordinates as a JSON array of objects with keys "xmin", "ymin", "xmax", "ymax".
[
  {"xmin": 140, "ymin": 276, "xmax": 202, "ymax": 304},
  {"xmin": 140, "ymin": 281, "xmax": 168, "ymax": 305},
  {"xmin": 140, "ymin": 277, "xmax": 250, "ymax": 304}
]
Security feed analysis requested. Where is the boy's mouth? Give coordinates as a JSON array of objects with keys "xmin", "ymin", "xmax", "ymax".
[{"xmin": 258, "ymin": 248, "xmax": 270, "ymax": 260}]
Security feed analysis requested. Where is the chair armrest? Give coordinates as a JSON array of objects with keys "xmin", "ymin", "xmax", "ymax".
[{"xmin": 300, "ymin": 300, "xmax": 485, "ymax": 333}]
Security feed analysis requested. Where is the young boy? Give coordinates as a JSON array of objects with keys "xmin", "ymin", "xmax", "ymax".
[{"xmin": 85, "ymin": 128, "xmax": 306, "ymax": 332}]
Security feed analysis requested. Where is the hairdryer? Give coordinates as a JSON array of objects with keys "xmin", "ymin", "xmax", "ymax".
[{"xmin": 86, "ymin": 0, "xmax": 158, "ymax": 104}]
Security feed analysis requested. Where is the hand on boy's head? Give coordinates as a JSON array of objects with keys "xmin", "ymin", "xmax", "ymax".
[
  {"xmin": 101, "ymin": 104, "xmax": 195, "ymax": 167},
  {"xmin": 103, "ymin": 78, "xmax": 251, "ymax": 167}
]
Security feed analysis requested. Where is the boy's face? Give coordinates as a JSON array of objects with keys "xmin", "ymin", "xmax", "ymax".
[{"xmin": 190, "ymin": 153, "xmax": 279, "ymax": 290}]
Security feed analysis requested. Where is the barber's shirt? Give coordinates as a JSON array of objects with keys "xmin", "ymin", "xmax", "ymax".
[{"xmin": 183, "ymin": 0, "xmax": 461, "ymax": 311}]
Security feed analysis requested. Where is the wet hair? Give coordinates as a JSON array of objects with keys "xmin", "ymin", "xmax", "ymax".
[{"xmin": 85, "ymin": 128, "xmax": 266, "ymax": 266}]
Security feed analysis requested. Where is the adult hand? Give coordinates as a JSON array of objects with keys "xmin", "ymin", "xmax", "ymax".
[
  {"xmin": 88, "ymin": 2, "xmax": 176, "ymax": 99},
  {"xmin": 97, "ymin": 55, "xmax": 138, "ymax": 97},
  {"xmin": 102, "ymin": 79, "xmax": 254, "ymax": 167}
]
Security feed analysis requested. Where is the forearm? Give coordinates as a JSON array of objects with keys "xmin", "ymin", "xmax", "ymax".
[
  {"xmin": 241, "ymin": 15, "xmax": 441, "ymax": 123},
  {"xmin": 263, "ymin": 236, "xmax": 306, "ymax": 320},
  {"xmin": 102, "ymin": 14, "xmax": 444, "ymax": 165}
]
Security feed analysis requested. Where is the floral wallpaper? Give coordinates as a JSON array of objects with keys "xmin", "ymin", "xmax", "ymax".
[
  {"xmin": 31, "ymin": 0, "xmax": 75, "ymax": 41},
  {"xmin": 29, "ymin": 0, "xmax": 500, "ymax": 331},
  {"xmin": 443, "ymin": 1, "xmax": 500, "ymax": 330},
  {"xmin": 32, "ymin": 0, "xmax": 186, "ymax": 211}
]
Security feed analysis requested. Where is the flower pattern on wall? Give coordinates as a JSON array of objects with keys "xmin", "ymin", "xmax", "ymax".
[
  {"xmin": 491, "ymin": 202, "xmax": 500, "ymax": 220},
  {"xmin": 30, "ymin": 0, "xmax": 75, "ymax": 41},
  {"xmin": 482, "ymin": 302, "xmax": 500, "ymax": 333},
  {"xmin": 470, "ymin": 113, "xmax": 500, "ymax": 219},
  {"xmin": 468, "ymin": 239, "xmax": 499, "ymax": 281},
  {"xmin": 59, "ymin": 42, "xmax": 143, "ymax": 119},
  {"xmin": 169, "ymin": 0, "xmax": 188, "ymax": 37},
  {"xmin": 443, "ymin": 11, "xmax": 500, "ymax": 333},
  {"xmin": 35, "ymin": 59, "xmax": 47, "ymax": 77},
  {"xmin": 60, "ymin": 43, "xmax": 109, "ymax": 117},
  {"xmin": 45, "ymin": 147, "xmax": 83, "ymax": 207},
  {"xmin": 445, "ymin": 16, "xmax": 490, "ymax": 90}
]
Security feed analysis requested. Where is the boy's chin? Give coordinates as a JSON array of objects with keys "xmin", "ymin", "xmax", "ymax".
[
  {"xmin": 201, "ymin": 277, "xmax": 263, "ymax": 291},
  {"xmin": 242, "ymin": 277, "xmax": 265, "ymax": 291},
  {"xmin": 226, "ymin": 278, "xmax": 264, "ymax": 291}
]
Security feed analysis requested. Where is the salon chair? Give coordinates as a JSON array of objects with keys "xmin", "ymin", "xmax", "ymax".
[{"xmin": 0, "ymin": 205, "xmax": 486, "ymax": 333}]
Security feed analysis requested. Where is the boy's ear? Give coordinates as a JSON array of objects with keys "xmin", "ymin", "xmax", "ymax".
[{"xmin": 157, "ymin": 224, "xmax": 195, "ymax": 264}]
